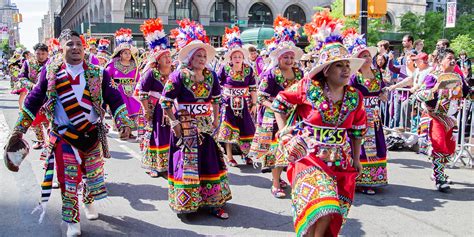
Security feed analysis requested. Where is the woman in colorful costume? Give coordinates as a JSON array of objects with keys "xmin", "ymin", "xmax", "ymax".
[
  {"xmin": 343, "ymin": 29, "xmax": 388, "ymax": 195},
  {"xmin": 249, "ymin": 16, "xmax": 304, "ymax": 198},
  {"xmin": 9, "ymin": 49, "xmax": 27, "ymax": 108},
  {"xmin": 4, "ymin": 29, "xmax": 133, "ymax": 237},
  {"xmin": 138, "ymin": 18, "xmax": 172, "ymax": 177},
  {"xmin": 105, "ymin": 28, "xmax": 141, "ymax": 139},
  {"xmin": 17, "ymin": 43, "xmax": 50, "ymax": 150},
  {"xmin": 161, "ymin": 19, "xmax": 231, "ymax": 219},
  {"xmin": 216, "ymin": 26, "xmax": 257, "ymax": 167},
  {"xmin": 415, "ymin": 48, "xmax": 470, "ymax": 192},
  {"xmin": 272, "ymin": 11, "xmax": 367, "ymax": 236},
  {"xmin": 96, "ymin": 38, "xmax": 111, "ymax": 67}
]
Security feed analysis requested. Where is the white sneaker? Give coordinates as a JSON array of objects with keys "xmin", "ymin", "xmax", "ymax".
[
  {"xmin": 66, "ymin": 222, "xmax": 81, "ymax": 237},
  {"xmin": 83, "ymin": 203, "xmax": 99, "ymax": 220}
]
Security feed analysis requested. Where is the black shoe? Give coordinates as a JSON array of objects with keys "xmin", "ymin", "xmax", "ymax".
[{"xmin": 436, "ymin": 181, "xmax": 451, "ymax": 192}]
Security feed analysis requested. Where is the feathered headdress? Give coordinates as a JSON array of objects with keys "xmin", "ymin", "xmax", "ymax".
[
  {"xmin": 170, "ymin": 19, "xmax": 209, "ymax": 51},
  {"xmin": 97, "ymin": 38, "xmax": 110, "ymax": 52},
  {"xmin": 342, "ymin": 27, "xmax": 376, "ymax": 58},
  {"xmin": 303, "ymin": 9, "xmax": 345, "ymax": 52},
  {"xmin": 79, "ymin": 35, "xmax": 87, "ymax": 49},
  {"xmin": 222, "ymin": 26, "xmax": 243, "ymax": 49},
  {"xmin": 303, "ymin": 10, "xmax": 365, "ymax": 78},
  {"xmin": 87, "ymin": 37, "xmax": 97, "ymax": 47},
  {"xmin": 114, "ymin": 28, "xmax": 133, "ymax": 46},
  {"xmin": 47, "ymin": 38, "xmax": 61, "ymax": 54},
  {"xmin": 140, "ymin": 18, "xmax": 168, "ymax": 50},
  {"xmin": 265, "ymin": 16, "xmax": 301, "ymax": 53}
]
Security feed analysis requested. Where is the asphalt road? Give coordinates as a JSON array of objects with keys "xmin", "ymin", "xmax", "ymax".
[{"xmin": 0, "ymin": 80, "xmax": 472, "ymax": 237}]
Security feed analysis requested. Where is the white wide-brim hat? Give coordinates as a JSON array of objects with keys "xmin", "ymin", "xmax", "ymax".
[
  {"xmin": 269, "ymin": 44, "xmax": 304, "ymax": 63},
  {"xmin": 178, "ymin": 40, "xmax": 216, "ymax": 65},
  {"xmin": 111, "ymin": 44, "xmax": 139, "ymax": 59},
  {"xmin": 308, "ymin": 43, "xmax": 365, "ymax": 79},
  {"xmin": 223, "ymin": 47, "xmax": 249, "ymax": 63},
  {"xmin": 352, "ymin": 46, "xmax": 377, "ymax": 59}
]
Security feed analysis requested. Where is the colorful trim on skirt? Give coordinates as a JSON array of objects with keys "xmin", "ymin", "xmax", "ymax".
[
  {"xmin": 142, "ymin": 144, "xmax": 170, "ymax": 172},
  {"xmin": 168, "ymin": 171, "xmax": 232, "ymax": 213},
  {"xmin": 356, "ymin": 158, "xmax": 388, "ymax": 187}
]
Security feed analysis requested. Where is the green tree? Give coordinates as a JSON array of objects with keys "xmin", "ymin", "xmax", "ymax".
[
  {"xmin": 1, "ymin": 40, "xmax": 10, "ymax": 56},
  {"xmin": 451, "ymin": 34, "xmax": 474, "ymax": 57}
]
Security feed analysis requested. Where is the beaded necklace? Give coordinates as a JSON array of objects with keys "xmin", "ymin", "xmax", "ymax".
[
  {"xmin": 224, "ymin": 64, "xmax": 251, "ymax": 82},
  {"xmin": 357, "ymin": 69, "xmax": 382, "ymax": 93},
  {"xmin": 152, "ymin": 68, "xmax": 168, "ymax": 86},
  {"xmin": 275, "ymin": 67, "xmax": 303, "ymax": 88}
]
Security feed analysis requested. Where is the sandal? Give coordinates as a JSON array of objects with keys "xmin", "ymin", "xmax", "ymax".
[
  {"xmin": 243, "ymin": 157, "xmax": 253, "ymax": 165},
  {"xmin": 359, "ymin": 188, "xmax": 376, "ymax": 195},
  {"xmin": 271, "ymin": 186, "xmax": 286, "ymax": 198},
  {"xmin": 147, "ymin": 170, "xmax": 159, "ymax": 178},
  {"xmin": 210, "ymin": 207, "xmax": 229, "ymax": 219},
  {"xmin": 227, "ymin": 159, "xmax": 238, "ymax": 167},
  {"xmin": 279, "ymin": 179, "xmax": 289, "ymax": 189}
]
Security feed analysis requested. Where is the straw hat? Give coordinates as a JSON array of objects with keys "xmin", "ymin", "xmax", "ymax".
[
  {"xmin": 303, "ymin": 10, "xmax": 365, "ymax": 78},
  {"xmin": 170, "ymin": 19, "xmax": 216, "ymax": 65}
]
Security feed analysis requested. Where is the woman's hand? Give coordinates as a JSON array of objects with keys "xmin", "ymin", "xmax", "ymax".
[
  {"xmin": 172, "ymin": 125, "xmax": 182, "ymax": 138},
  {"xmin": 250, "ymin": 104, "xmax": 257, "ymax": 117}
]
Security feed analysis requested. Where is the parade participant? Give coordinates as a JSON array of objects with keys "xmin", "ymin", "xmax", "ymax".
[
  {"xmin": 415, "ymin": 48, "xmax": 470, "ymax": 192},
  {"xmin": 249, "ymin": 16, "xmax": 303, "ymax": 198},
  {"xmin": 272, "ymin": 10, "xmax": 366, "ymax": 236},
  {"xmin": 216, "ymin": 26, "xmax": 257, "ymax": 167},
  {"xmin": 87, "ymin": 38, "xmax": 98, "ymax": 55},
  {"xmin": 81, "ymin": 35, "xmax": 100, "ymax": 65},
  {"xmin": 17, "ymin": 43, "xmax": 50, "ymax": 149},
  {"xmin": 8, "ymin": 49, "xmax": 26, "ymax": 108},
  {"xmin": 344, "ymin": 29, "xmax": 388, "ymax": 195},
  {"xmin": 105, "ymin": 28, "xmax": 141, "ymax": 139},
  {"xmin": 96, "ymin": 38, "xmax": 111, "ymax": 67},
  {"xmin": 138, "ymin": 18, "xmax": 172, "ymax": 177},
  {"xmin": 48, "ymin": 38, "xmax": 62, "ymax": 57},
  {"xmin": 161, "ymin": 19, "xmax": 231, "ymax": 218},
  {"xmin": 245, "ymin": 44, "xmax": 265, "ymax": 81},
  {"xmin": 4, "ymin": 29, "xmax": 133, "ymax": 236}
]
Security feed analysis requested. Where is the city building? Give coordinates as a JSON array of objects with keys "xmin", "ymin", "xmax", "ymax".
[
  {"xmin": 54, "ymin": 0, "xmax": 427, "ymax": 49},
  {"xmin": 426, "ymin": 0, "xmax": 446, "ymax": 12},
  {"xmin": 38, "ymin": 0, "xmax": 61, "ymax": 43},
  {"xmin": 0, "ymin": 0, "xmax": 20, "ymax": 49}
]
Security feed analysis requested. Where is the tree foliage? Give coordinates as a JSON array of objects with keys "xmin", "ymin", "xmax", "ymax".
[
  {"xmin": 451, "ymin": 34, "xmax": 474, "ymax": 57},
  {"xmin": 1, "ymin": 40, "xmax": 10, "ymax": 57},
  {"xmin": 400, "ymin": 10, "xmax": 474, "ymax": 53}
]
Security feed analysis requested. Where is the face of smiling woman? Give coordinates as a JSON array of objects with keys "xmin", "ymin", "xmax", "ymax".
[{"xmin": 324, "ymin": 60, "xmax": 352, "ymax": 88}]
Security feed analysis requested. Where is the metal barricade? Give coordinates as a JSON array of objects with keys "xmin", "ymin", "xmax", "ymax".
[{"xmin": 452, "ymin": 99, "xmax": 474, "ymax": 168}]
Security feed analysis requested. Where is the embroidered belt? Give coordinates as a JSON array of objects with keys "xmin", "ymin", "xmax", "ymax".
[
  {"xmin": 54, "ymin": 125, "xmax": 99, "ymax": 154},
  {"xmin": 303, "ymin": 123, "xmax": 347, "ymax": 146},
  {"xmin": 223, "ymin": 86, "xmax": 249, "ymax": 97},
  {"xmin": 177, "ymin": 102, "xmax": 211, "ymax": 116},
  {"xmin": 302, "ymin": 123, "xmax": 348, "ymax": 167},
  {"xmin": 363, "ymin": 96, "xmax": 380, "ymax": 108},
  {"xmin": 148, "ymin": 91, "xmax": 161, "ymax": 99}
]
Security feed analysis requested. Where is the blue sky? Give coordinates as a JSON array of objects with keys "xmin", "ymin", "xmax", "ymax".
[{"xmin": 14, "ymin": 0, "xmax": 49, "ymax": 50}]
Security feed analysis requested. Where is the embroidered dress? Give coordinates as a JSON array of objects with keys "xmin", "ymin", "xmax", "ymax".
[
  {"xmin": 349, "ymin": 70, "xmax": 388, "ymax": 187},
  {"xmin": 216, "ymin": 63, "xmax": 257, "ymax": 155},
  {"xmin": 249, "ymin": 66, "xmax": 303, "ymax": 171},
  {"xmin": 415, "ymin": 71, "xmax": 470, "ymax": 184},
  {"xmin": 160, "ymin": 68, "xmax": 232, "ymax": 214},
  {"xmin": 105, "ymin": 58, "xmax": 141, "ymax": 117},
  {"xmin": 138, "ymin": 68, "xmax": 171, "ymax": 173},
  {"xmin": 272, "ymin": 78, "xmax": 367, "ymax": 237},
  {"xmin": 10, "ymin": 63, "xmax": 26, "ymax": 94},
  {"xmin": 14, "ymin": 58, "xmax": 133, "ymax": 223},
  {"xmin": 18, "ymin": 58, "xmax": 50, "ymax": 143}
]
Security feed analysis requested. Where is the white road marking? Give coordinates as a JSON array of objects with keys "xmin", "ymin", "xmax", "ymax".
[{"xmin": 118, "ymin": 144, "xmax": 142, "ymax": 161}]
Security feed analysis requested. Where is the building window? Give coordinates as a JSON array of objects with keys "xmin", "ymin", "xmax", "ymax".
[
  {"xmin": 248, "ymin": 2, "xmax": 273, "ymax": 26},
  {"xmin": 284, "ymin": 5, "xmax": 306, "ymax": 24},
  {"xmin": 125, "ymin": 0, "xmax": 157, "ymax": 19},
  {"xmin": 381, "ymin": 14, "xmax": 393, "ymax": 26},
  {"xmin": 168, "ymin": 0, "xmax": 199, "ymax": 21},
  {"xmin": 210, "ymin": 0, "xmax": 235, "ymax": 22}
]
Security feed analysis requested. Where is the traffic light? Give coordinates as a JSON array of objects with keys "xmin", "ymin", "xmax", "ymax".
[
  {"xmin": 344, "ymin": 0, "xmax": 387, "ymax": 18},
  {"xmin": 13, "ymin": 13, "xmax": 23, "ymax": 23}
]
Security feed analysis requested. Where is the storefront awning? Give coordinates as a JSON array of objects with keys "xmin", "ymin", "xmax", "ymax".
[{"xmin": 241, "ymin": 27, "xmax": 274, "ymax": 49}]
